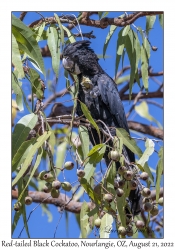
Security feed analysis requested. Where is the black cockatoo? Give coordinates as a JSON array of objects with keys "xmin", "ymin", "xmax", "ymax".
[{"xmin": 62, "ymin": 40, "xmax": 141, "ymax": 215}]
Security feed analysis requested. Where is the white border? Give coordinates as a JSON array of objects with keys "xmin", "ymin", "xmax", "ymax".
[{"xmin": 1, "ymin": 0, "xmax": 174, "ymax": 248}]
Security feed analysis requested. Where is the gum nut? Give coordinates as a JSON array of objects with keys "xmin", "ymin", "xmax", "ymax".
[
  {"xmin": 38, "ymin": 170, "xmax": 47, "ymax": 180},
  {"xmin": 51, "ymin": 188, "xmax": 60, "ymax": 198},
  {"xmin": 140, "ymin": 172, "xmax": 149, "ymax": 181},
  {"xmin": 64, "ymin": 161, "xmax": 74, "ymax": 170},
  {"xmin": 94, "ymin": 218, "xmax": 101, "ymax": 228},
  {"xmin": 43, "ymin": 182, "xmax": 52, "ymax": 193},
  {"xmin": 158, "ymin": 197, "xmax": 163, "ymax": 206},
  {"xmin": 61, "ymin": 182, "xmax": 72, "ymax": 191},
  {"xmin": 52, "ymin": 180, "xmax": 61, "ymax": 189},
  {"xmin": 124, "ymin": 171, "xmax": 133, "ymax": 181},
  {"xmin": 135, "ymin": 220, "xmax": 145, "ymax": 229},
  {"xmin": 141, "ymin": 187, "xmax": 151, "ymax": 197},
  {"xmin": 104, "ymin": 193, "xmax": 113, "ymax": 203},
  {"xmin": 143, "ymin": 202, "xmax": 153, "ymax": 212},
  {"xmin": 25, "ymin": 196, "xmax": 33, "ymax": 205},
  {"xmin": 77, "ymin": 169, "xmax": 85, "ymax": 178}
]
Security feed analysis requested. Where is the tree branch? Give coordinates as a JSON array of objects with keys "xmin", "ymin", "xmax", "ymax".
[
  {"xmin": 29, "ymin": 12, "xmax": 163, "ymax": 29},
  {"xmin": 12, "ymin": 188, "xmax": 163, "ymax": 214},
  {"xmin": 121, "ymin": 91, "xmax": 163, "ymax": 100},
  {"xmin": 12, "ymin": 189, "xmax": 90, "ymax": 214},
  {"xmin": 19, "ymin": 12, "xmax": 27, "ymax": 21},
  {"xmin": 128, "ymin": 121, "xmax": 163, "ymax": 139}
]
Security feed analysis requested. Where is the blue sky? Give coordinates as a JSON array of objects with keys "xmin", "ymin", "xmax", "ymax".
[{"xmin": 12, "ymin": 11, "xmax": 163, "ymax": 238}]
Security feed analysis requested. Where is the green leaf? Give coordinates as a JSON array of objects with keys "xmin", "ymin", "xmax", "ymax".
[
  {"xmin": 141, "ymin": 45, "xmax": 149, "ymax": 92},
  {"xmin": 12, "ymin": 210, "xmax": 22, "ymax": 235},
  {"xmin": 56, "ymin": 141, "xmax": 67, "ymax": 176},
  {"xmin": 83, "ymin": 161, "xmax": 96, "ymax": 182},
  {"xmin": 137, "ymin": 139, "xmax": 155, "ymax": 167},
  {"xmin": 80, "ymin": 202, "xmax": 91, "ymax": 238},
  {"xmin": 137, "ymin": 27, "xmax": 144, "ymax": 42},
  {"xmin": 12, "ymin": 113, "xmax": 38, "ymax": 158},
  {"xmin": 28, "ymin": 68, "xmax": 43, "ymax": 99},
  {"xmin": 12, "ymin": 33, "xmax": 24, "ymax": 78},
  {"xmin": 146, "ymin": 15, "xmax": 156, "ymax": 35},
  {"xmin": 62, "ymin": 25, "xmax": 76, "ymax": 43},
  {"xmin": 88, "ymin": 145, "xmax": 106, "ymax": 165},
  {"xmin": 12, "ymin": 131, "xmax": 51, "ymax": 187},
  {"xmin": 115, "ymin": 75, "xmax": 130, "ymax": 84},
  {"xmin": 47, "ymin": 124, "xmax": 56, "ymax": 154},
  {"xmin": 54, "ymin": 13, "xmax": 64, "ymax": 45},
  {"xmin": 35, "ymin": 22, "xmax": 45, "ymax": 42},
  {"xmin": 80, "ymin": 101, "xmax": 101, "ymax": 141},
  {"xmin": 159, "ymin": 14, "xmax": 163, "ymax": 29},
  {"xmin": 80, "ymin": 178, "xmax": 101, "ymax": 205},
  {"xmin": 144, "ymin": 37, "xmax": 151, "ymax": 59},
  {"xmin": 98, "ymin": 12, "xmax": 104, "ymax": 19},
  {"xmin": 47, "ymin": 25, "xmax": 61, "ymax": 78},
  {"xmin": 115, "ymin": 28, "xmax": 126, "ymax": 77},
  {"xmin": 116, "ymin": 128, "xmax": 154, "ymax": 180},
  {"xmin": 116, "ymin": 128, "xmax": 143, "ymax": 158},
  {"xmin": 122, "ymin": 25, "xmax": 130, "ymax": 36},
  {"xmin": 134, "ymin": 31, "xmax": 141, "ymax": 72},
  {"xmin": 125, "ymin": 30, "xmax": 136, "ymax": 96},
  {"xmin": 134, "ymin": 163, "xmax": 145, "ymax": 172},
  {"xmin": 12, "ymin": 71, "xmax": 24, "ymax": 111},
  {"xmin": 100, "ymin": 213, "xmax": 113, "ymax": 238},
  {"xmin": 135, "ymin": 101, "xmax": 163, "ymax": 129},
  {"xmin": 79, "ymin": 126, "xmax": 89, "ymax": 160},
  {"xmin": 18, "ymin": 147, "xmax": 43, "ymax": 201},
  {"xmin": 18, "ymin": 179, "xmax": 30, "ymax": 238},
  {"xmin": 156, "ymin": 147, "xmax": 163, "ymax": 203},
  {"xmin": 12, "ymin": 14, "xmax": 45, "ymax": 77},
  {"xmin": 12, "ymin": 138, "xmax": 36, "ymax": 172},
  {"xmin": 103, "ymin": 25, "xmax": 117, "ymax": 58},
  {"xmin": 88, "ymin": 144, "xmax": 104, "ymax": 157}
]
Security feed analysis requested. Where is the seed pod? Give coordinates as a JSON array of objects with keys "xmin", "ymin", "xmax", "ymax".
[
  {"xmin": 100, "ymin": 211, "xmax": 106, "ymax": 218},
  {"xmin": 135, "ymin": 220, "xmax": 145, "ymax": 229},
  {"xmin": 150, "ymin": 205, "xmax": 159, "ymax": 216},
  {"xmin": 51, "ymin": 188, "xmax": 60, "ymax": 198},
  {"xmin": 118, "ymin": 226, "xmax": 126, "ymax": 236},
  {"xmin": 61, "ymin": 182, "xmax": 72, "ymax": 191},
  {"xmin": 152, "ymin": 46, "xmax": 158, "ymax": 51},
  {"xmin": 77, "ymin": 169, "xmax": 85, "ymax": 178},
  {"xmin": 64, "ymin": 161, "xmax": 74, "ymax": 170},
  {"xmin": 38, "ymin": 170, "xmax": 48, "ymax": 180},
  {"xmin": 141, "ymin": 187, "xmax": 151, "ymax": 197},
  {"xmin": 155, "ymin": 226, "xmax": 161, "ymax": 232},
  {"xmin": 25, "ymin": 196, "xmax": 33, "ymax": 205},
  {"xmin": 108, "ymin": 150, "xmax": 120, "ymax": 161},
  {"xmin": 14, "ymin": 202, "xmax": 22, "ymax": 212},
  {"xmin": 124, "ymin": 171, "xmax": 133, "ymax": 181},
  {"xmin": 52, "ymin": 180, "xmax": 61, "ymax": 190},
  {"xmin": 43, "ymin": 173, "xmax": 55, "ymax": 183},
  {"xmin": 143, "ymin": 202, "xmax": 153, "ymax": 212},
  {"xmin": 94, "ymin": 218, "xmax": 101, "ymax": 228},
  {"xmin": 126, "ymin": 226, "xmax": 133, "ymax": 237},
  {"xmin": 142, "ymin": 197, "xmax": 151, "ymax": 204},
  {"xmin": 118, "ymin": 179, "xmax": 125, "ymax": 189},
  {"xmin": 118, "ymin": 166, "xmax": 127, "ymax": 175},
  {"xmin": 114, "ymin": 180, "xmax": 119, "ymax": 189},
  {"xmin": 43, "ymin": 182, "xmax": 52, "ymax": 193},
  {"xmin": 129, "ymin": 180, "xmax": 138, "ymax": 190},
  {"xmin": 158, "ymin": 197, "xmax": 163, "ymax": 206},
  {"xmin": 104, "ymin": 193, "xmax": 113, "ymax": 203},
  {"xmin": 116, "ymin": 188, "xmax": 124, "ymax": 197},
  {"xmin": 140, "ymin": 172, "xmax": 149, "ymax": 181}
]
